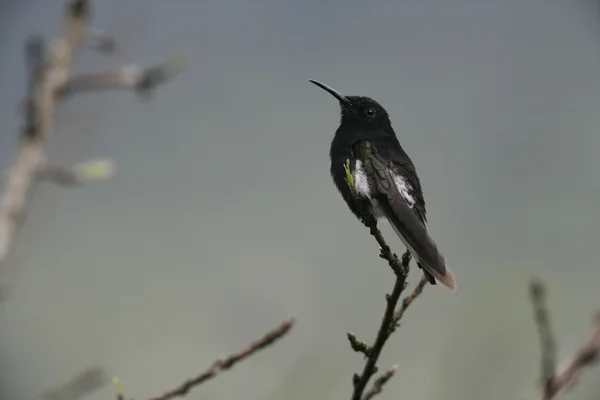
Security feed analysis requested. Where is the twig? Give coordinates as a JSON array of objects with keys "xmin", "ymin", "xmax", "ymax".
[
  {"xmin": 362, "ymin": 365, "xmax": 397, "ymax": 400},
  {"xmin": 342, "ymin": 183, "xmax": 428, "ymax": 400},
  {"xmin": 393, "ymin": 275, "xmax": 428, "ymax": 329},
  {"xmin": 42, "ymin": 366, "xmax": 108, "ymax": 400},
  {"xmin": 116, "ymin": 317, "xmax": 295, "ymax": 400},
  {"xmin": 36, "ymin": 159, "xmax": 117, "ymax": 187},
  {"xmin": 21, "ymin": 35, "xmax": 46, "ymax": 137},
  {"xmin": 530, "ymin": 279, "xmax": 557, "ymax": 394},
  {"xmin": 345, "ymin": 201, "xmax": 427, "ymax": 400},
  {"xmin": 364, "ymin": 214, "xmax": 407, "ymax": 276},
  {"xmin": 349, "ymin": 246, "xmax": 410, "ymax": 400},
  {"xmin": 347, "ymin": 332, "xmax": 370, "ymax": 356},
  {"xmin": 59, "ymin": 54, "xmax": 186, "ymax": 99},
  {"xmin": 530, "ymin": 279, "xmax": 600, "ymax": 400}
]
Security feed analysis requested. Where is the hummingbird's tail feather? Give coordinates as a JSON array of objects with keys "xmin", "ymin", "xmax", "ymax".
[
  {"xmin": 366, "ymin": 156, "xmax": 457, "ymax": 291},
  {"xmin": 417, "ymin": 261, "xmax": 456, "ymax": 292},
  {"xmin": 376, "ymin": 199, "xmax": 457, "ymax": 292}
]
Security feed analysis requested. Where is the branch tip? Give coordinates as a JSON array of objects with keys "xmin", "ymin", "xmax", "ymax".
[
  {"xmin": 347, "ymin": 332, "xmax": 370, "ymax": 356},
  {"xmin": 530, "ymin": 280, "xmax": 600, "ymax": 399},
  {"xmin": 141, "ymin": 317, "xmax": 295, "ymax": 400},
  {"xmin": 362, "ymin": 365, "xmax": 398, "ymax": 400}
]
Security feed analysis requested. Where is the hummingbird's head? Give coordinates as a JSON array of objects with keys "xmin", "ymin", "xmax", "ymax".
[{"xmin": 309, "ymin": 79, "xmax": 391, "ymax": 129}]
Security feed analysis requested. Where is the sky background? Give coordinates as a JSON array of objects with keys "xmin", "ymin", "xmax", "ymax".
[{"xmin": 1, "ymin": 0, "xmax": 600, "ymax": 399}]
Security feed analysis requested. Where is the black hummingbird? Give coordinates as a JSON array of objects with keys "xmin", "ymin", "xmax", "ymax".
[{"xmin": 309, "ymin": 79, "xmax": 456, "ymax": 291}]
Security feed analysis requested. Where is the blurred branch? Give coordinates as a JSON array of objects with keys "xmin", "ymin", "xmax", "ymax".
[
  {"xmin": 530, "ymin": 279, "xmax": 557, "ymax": 393},
  {"xmin": 530, "ymin": 279, "xmax": 600, "ymax": 400},
  {"xmin": 347, "ymin": 198, "xmax": 427, "ymax": 400},
  {"xmin": 36, "ymin": 159, "xmax": 116, "ymax": 187},
  {"xmin": 42, "ymin": 366, "xmax": 108, "ymax": 400},
  {"xmin": 114, "ymin": 317, "xmax": 296, "ymax": 400},
  {"xmin": 0, "ymin": 0, "xmax": 90, "ymax": 296},
  {"xmin": 59, "ymin": 54, "xmax": 186, "ymax": 100},
  {"xmin": 0, "ymin": 0, "xmax": 182, "ymax": 297},
  {"xmin": 362, "ymin": 365, "xmax": 397, "ymax": 400}
]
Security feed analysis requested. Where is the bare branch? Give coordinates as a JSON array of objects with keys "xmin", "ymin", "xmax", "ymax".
[
  {"xmin": 530, "ymin": 279, "xmax": 600, "ymax": 400},
  {"xmin": 60, "ymin": 54, "xmax": 186, "ymax": 99},
  {"xmin": 547, "ymin": 314, "xmax": 600, "ymax": 398},
  {"xmin": 347, "ymin": 332, "xmax": 370, "ymax": 356},
  {"xmin": 21, "ymin": 35, "xmax": 46, "ymax": 137},
  {"xmin": 0, "ymin": 0, "xmax": 178, "ymax": 297},
  {"xmin": 42, "ymin": 366, "xmax": 108, "ymax": 400},
  {"xmin": 0, "ymin": 0, "xmax": 89, "ymax": 286},
  {"xmin": 36, "ymin": 159, "xmax": 116, "ymax": 187},
  {"xmin": 530, "ymin": 279, "xmax": 557, "ymax": 393},
  {"xmin": 343, "ymin": 197, "xmax": 427, "ymax": 400},
  {"xmin": 114, "ymin": 317, "xmax": 295, "ymax": 400},
  {"xmin": 393, "ymin": 275, "xmax": 428, "ymax": 328},
  {"xmin": 349, "ymin": 247, "xmax": 411, "ymax": 400},
  {"xmin": 362, "ymin": 365, "xmax": 397, "ymax": 400}
]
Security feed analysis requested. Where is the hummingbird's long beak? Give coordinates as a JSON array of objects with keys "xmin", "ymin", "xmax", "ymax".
[{"xmin": 309, "ymin": 79, "xmax": 353, "ymax": 109}]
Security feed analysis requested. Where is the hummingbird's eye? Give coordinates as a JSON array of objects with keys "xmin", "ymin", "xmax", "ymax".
[{"xmin": 364, "ymin": 108, "xmax": 376, "ymax": 117}]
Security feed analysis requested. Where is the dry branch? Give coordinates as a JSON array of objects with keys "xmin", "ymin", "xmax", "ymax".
[
  {"xmin": 59, "ymin": 55, "xmax": 185, "ymax": 100},
  {"xmin": 0, "ymin": 0, "xmax": 90, "ymax": 293},
  {"xmin": 530, "ymin": 279, "xmax": 600, "ymax": 400},
  {"xmin": 0, "ymin": 0, "xmax": 181, "ymax": 296},
  {"xmin": 114, "ymin": 317, "xmax": 295, "ymax": 400},
  {"xmin": 362, "ymin": 365, "xmax": 397, "ymax": 400},
  {"xmin": 346, "ymin": 198, "xmax": 428, "ymax": 400},
  {"xmin": 42, "ymin": 366, "xmax": 108, "ymax": 400},
  {"xmin": 393, "ymin": 275, "xmax": 428, "ymax": 326}
]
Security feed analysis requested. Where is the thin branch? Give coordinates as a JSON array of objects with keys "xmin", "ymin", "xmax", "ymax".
[
  {"xmin": 349, "ymin": 247, "xmax": 410, "ymax": 400},
  {"xmin": 347, "ymin": 196, "xmax": 427, "ymax": 400},
  {"xmin": 393, "ymin": 275, "xmax": 428, "ymax": 328},
  {"xmin": 530, "ymin": 279, "xmax": 600, "ymax": 400},
  {"xmin": 21, "ymin": 35, "xmax": 46, "ymax": 138},
  {"xmin": 347, "ymin": 332, "xmax": 370, "ymax": 356},
  {"xmin": 114, "ymin": 317, "xmax": 295, "ymax": 400},
  {"xmin": 60, "ymin": 55, "xmax": 186, "ymax": 99},
  {"xmin": 0, "ymin": 0, "xmax": 90, "ymax": 288},
  {"xmin": 42, "ymin": 366, "xmax": 108, "ymax": 400},
  {"xmin": 36, "ymin": 159, "xmax": 117, "ymax": 187},
  {"xmin": 362, "ymin": 365, "xmax": 397, "ymax": 400},
  {"xmin": 530, "ymin": 279, "xmax": 557, "ymax": 393}
]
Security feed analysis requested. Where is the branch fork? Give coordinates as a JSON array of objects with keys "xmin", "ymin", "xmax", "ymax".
[
  {"xmin": 0, "ymin": 0, "xmax": 185, "ymax": 295},
  {"xmin": 530, "ymin": 279, "xmax": 600, "ymax": 400}
]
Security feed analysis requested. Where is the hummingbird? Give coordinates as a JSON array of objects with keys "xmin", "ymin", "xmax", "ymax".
[{"xmin": 309, "ymin": 79, "xmax": 456, "ymax": 291}]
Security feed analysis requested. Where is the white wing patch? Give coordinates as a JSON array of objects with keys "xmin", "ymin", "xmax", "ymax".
[
  {"xmin": 353, "ymin": 161, "xmax": 415, "ymax": 210},
  {"xmin": 392, "ymin": 173, "xmax": 415, "ymax": 209},
  {"xmin": 353, "ymin": 160, "xmax": 371, "ymax": 198}
]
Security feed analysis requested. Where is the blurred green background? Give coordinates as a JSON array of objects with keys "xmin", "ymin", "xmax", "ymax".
[{"xmin": 0, "ymin": 0, "xmax": 599, "ymax": 399}]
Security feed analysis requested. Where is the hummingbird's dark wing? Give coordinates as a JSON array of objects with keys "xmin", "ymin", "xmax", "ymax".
[{"xmin": 367, "ymin": 154, "xmax": 457, "ymax": 292}]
